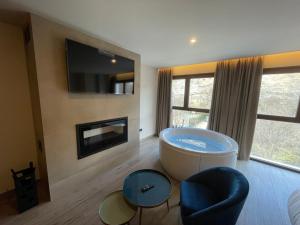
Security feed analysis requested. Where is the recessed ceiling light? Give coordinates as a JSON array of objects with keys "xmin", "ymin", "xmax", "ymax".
[
  {"xmin": 189, "ymin": 37, "xmax": 197, "ymax": 45},
  {"xmin": 111, "ymin": 58, "xmax": 117, "ymax": 64}
]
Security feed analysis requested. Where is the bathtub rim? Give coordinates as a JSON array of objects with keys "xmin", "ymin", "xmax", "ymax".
[{"xmin": 159, "ymin": 127, "xmax": 238, "ymax": 155}]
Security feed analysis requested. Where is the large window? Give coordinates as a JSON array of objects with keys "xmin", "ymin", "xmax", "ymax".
[
  {"xmin": 172, "ymin": 79, "xmax": 185, "ymax": 107},
  {"xmin": 172, "ymin": 74, "xmax": 214, "ymax": 128},
  {"xmin": 172, "ymin": 110, "xmax": 209, "ymax": 129},
  {"xmin": 189, "ymin": 78, "xmax": 214, "ymax": 109},
  {"xmin": 251, "ymin": 68, "xmax": 300, "ymax": 169}
]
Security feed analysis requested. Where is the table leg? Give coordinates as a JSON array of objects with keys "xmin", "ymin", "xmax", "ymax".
[
  {"xmin": 167, "ymin": 200, "xmax": 170, "ymax": 212},
  {"xmin": 139, "ymin": 207, "xmax": 143, "ymax": 225}
]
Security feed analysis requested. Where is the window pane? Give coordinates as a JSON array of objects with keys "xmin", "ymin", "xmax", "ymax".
[
  {"xmin": 257, "ymin": 73, "xmax": 300, "ymax": 117},
  {"xmin": 172, "ymin": 79, "xmax": 185, "ymax": 107},
  {"xmin": 172, "ymin": 109, "xmax": 209, "ymax": 129},
  {"xmin": 252, "ymin": 119, "xmax": 300, "ymax": 168},
  {"xmin": 189, "ymin": 77, "xmax": 214, "ymax": 109}
]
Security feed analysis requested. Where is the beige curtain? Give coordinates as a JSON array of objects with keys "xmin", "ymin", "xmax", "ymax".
[
  {"xmin": 208, "ymin": 57, "xmax": 263, "ymax": 160},
  {"xmin": 156, "ymin": 68, "xmax": 172, "ymax": 136}
]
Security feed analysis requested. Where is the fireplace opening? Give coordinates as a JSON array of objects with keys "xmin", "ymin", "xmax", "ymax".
[{"xmin": 76, "ymin": 117, "xmax": 128, "ymax": 159}]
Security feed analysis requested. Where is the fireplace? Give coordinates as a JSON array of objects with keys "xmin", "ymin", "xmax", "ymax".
[{"xmin": 76, "ymin": 117, "xmax": 128, "ymax": 159}]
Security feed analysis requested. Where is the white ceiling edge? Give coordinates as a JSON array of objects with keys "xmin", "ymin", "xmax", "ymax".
[{"xmin": 1, "ymin": 0, "xmax": 300, "ymax": 67}]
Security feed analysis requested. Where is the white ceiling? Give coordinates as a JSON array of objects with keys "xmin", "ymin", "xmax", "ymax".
[{"xmin": 2, "ymin": 0, "xmax": 300, "ymax": 67}]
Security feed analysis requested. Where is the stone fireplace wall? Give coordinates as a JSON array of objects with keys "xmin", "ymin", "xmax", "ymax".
[{"xmin": 29, "ymin": 14, "xmax": 140, "ymax": 195}]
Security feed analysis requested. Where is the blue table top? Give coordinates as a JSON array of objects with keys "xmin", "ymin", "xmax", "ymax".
[{"xmin": 123, "ymin": 169, "xmax": 172, "ymax": 207}]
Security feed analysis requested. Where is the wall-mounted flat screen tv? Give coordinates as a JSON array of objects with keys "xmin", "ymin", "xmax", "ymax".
[{"xmin": 65, "ymin": 39, "xmax": 134, "ymax": 94}]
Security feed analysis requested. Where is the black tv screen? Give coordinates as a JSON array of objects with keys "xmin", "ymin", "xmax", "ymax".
[{"xmin": 65, "ymin": 39, "xmax": 134, "ymax": 94}]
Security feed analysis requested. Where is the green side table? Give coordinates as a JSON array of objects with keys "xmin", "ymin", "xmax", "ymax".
[{"xmin": 99, "ymin": 190, "xmax": 137, "ymax": 225}]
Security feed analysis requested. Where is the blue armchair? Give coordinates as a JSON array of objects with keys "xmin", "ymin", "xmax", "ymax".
[{"xmin": 180, "ymin": 167, "xmax": 249, "ymax": 225}]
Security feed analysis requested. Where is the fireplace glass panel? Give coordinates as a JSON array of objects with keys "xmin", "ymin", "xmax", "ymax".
[{"xmin": 76, "ymin": 117, "xmax": 128, "ymax": 159}]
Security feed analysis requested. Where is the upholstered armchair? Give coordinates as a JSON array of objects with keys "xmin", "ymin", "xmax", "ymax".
[{"xmin": 180, "ymin": 167, "xmax": 249, "ymax": 225}]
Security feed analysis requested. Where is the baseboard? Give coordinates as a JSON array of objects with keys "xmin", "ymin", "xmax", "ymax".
[{"xmin": 140, "ymin": 134, "xmax": 156, "ymax": 141}]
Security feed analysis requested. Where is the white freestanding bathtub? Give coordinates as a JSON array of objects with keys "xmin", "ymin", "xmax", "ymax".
[{"xmin": 159, "ymin": 128, "xmax": 238, "ymax": 181}]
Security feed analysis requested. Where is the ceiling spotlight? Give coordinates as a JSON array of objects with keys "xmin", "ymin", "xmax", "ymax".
[
  {"xmin": 189, "ymin": 37, "xmax": 197, "ymax": 45},
  {"xmin": 111, "ymin": 58, "xmax": 117, "ymax": 64}
]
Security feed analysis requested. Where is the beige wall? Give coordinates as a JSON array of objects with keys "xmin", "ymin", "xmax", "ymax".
[
  {"xmin": 29, "ymin": 14, "xmax": 141, "ymax": 191},
  {"xmin": 170, "ymin": 51, "xmax": 300, "ymax": 75},
  {"xmin": 0, "ymin": 22, "xmax": 38, "ymax": 193},
  {"xmin": 140, "ymin": 65, "xmax": 158, "ymax": 139},
  {"xmin": 26, "ymin": 27, "xmax": 50, "ymax": 199}
]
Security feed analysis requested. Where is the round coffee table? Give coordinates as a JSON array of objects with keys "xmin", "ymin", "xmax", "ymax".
[
  {"xmin": 123, "ymin": 169, "xmax": 172, "ymax": 225},
  {"xmin": 99, "ymin": 190, "xmax": 137, "ymax": 225}
]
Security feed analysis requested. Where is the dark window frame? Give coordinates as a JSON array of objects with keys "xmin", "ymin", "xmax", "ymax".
[
  {"xmin": 172, "ymin": 67, "xmax": 300, "ymax": 122},
  {"xmin": 251, "ymin": 66, "xmax": 300, "ymax": 172},
  {"xmin": 257, "ymin": 66, "xmax": 300, "ymax": 123},
  {"xmin": 172, "ymin": 73, "xmax": 214, "ymax": 113},
  {"xmin": 172, "ymin": 67, "xmax": 300, "ymax": 171}
]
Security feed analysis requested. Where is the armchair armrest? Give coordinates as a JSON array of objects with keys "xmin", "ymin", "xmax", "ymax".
[{"xmin": 186, "ymin": 198, "xmax": 246, "ymax": 225}]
